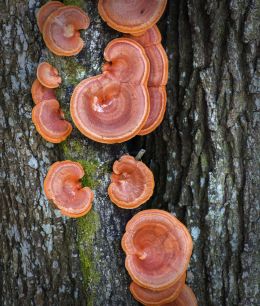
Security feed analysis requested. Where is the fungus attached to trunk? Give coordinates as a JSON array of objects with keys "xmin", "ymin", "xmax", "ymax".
[
  {"xmin": 108, "ymin": 155, "xmax": 154, "ymax": 209},
  {"xmin": 163, "ymin": 285, "xmax": 198, "ymax": 306},
  {"xmin": 128, "ymin": 25, "xmax": 168, "ymax": 135},
  {"xmin": 32, "ymin": 99, "xmax": 72, "ymax": 143},
  {"xmin": 37, "ymin": 62, "xmax": 62, "ymax": 88},
  {"xmin": 98, "ymin": 0, "xmax": 167, "ymax": 35},
  {"xmin": 44, "ymin": 161, "xmax": 94, "ymax": 218},
  {"xmin": 122, "ymin": 210, "xmax": 193, "ymax": 291},
  {"xmin": 42, "ymin": 6, "xmax": 90, "ymax": 56},
  {"xmin": 70, "ymin": 38, "xmax": 150, "ymax": 143},
  {"xmin": 31, "ymin": 79, "xmax": 56, "ymax": 104},
  {"xmin": 130, "ymin": 273, "xmax": 186, "ymax": 305},
  {"xmin": 37, "ymin": 1, "xmax": 64, "ymax": 33}
]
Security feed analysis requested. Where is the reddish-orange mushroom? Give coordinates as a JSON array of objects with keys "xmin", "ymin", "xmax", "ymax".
[
  {"xmin": 122, "ymin": 210, "xmax": 193, "ymax": 291},
  {"xmin": 42, "ymin": 6, "xmax": 90, "ymax": 56},
  {"xmin": 130, "ymin": 273, "xmax": 186, "ymax": 305},
  {"xmin": 37, "ymin": 62, "xmax": 62, "ymax": 88},
  {"xmin": 44, "ymin": 161, "xmax": 94, "ymax": 218},
  {"xmin": 98, "ymin": 0, "xmax": 167, "ymax": 35},
  {"xmin": 108, "ymin": 155, "xmax": 154, "ymax": 209},
  {"xmin": 31, "ymin": 79, "xmax": 56, "ymax": 104},
  {"xmin": 128, "ymin": 26, "xmax": 168, "ymax": 135},
  {"xmin": 32, "ymin": 99, "xmax": 72, "ymax": 143},
  {"xmin": 37, "ymin": 1, "xmax": 64, "ymax": 33},
  {"xmin": 139, "ymin": 86, "xmax": 167, "ymax": 136},
  {"xmin": 163, "ymin": 285, "xmax": 198, "ymax": 306},
  {"xmin": 70, "ymin": 38, "xmax": 150, "ymax": 143}
]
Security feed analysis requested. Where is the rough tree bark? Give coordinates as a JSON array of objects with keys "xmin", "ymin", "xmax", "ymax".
[{"xmin": 0, "ymin": 0, "xmax": 259, "ymax": 306}]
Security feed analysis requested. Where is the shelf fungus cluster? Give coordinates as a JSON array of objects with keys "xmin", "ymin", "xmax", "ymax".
[
  {"xmin": 37, "ymin": 1, "xmax": 90, "ymax": 56},
  {"xmin": 31, "ymin": 2, "xmax": 198, "ymax": 303},
  {"xmin": 128, "ymin": 26, "xmax": 168, "ymax": 135},
  {"xmin": 108, "ymin": 155, "xmax": 154, "ymax": 209},
  {"xmin": 80, "ymin": 1, "xmax": 169, "ymax": 142},
  {"xmin": 31, "ymin": 62, "xmax": 72, "ymax": 143},
  {"xmin": 122, "ymin": 210, "xmax": 197, "ymax": 305},
  {"xmin": 70, "ymin": 38, "xmax": 150, "ymax": 143},
  {"xmin": 44, "ymin": 161, "xmax": 94, "ymax": 218}
]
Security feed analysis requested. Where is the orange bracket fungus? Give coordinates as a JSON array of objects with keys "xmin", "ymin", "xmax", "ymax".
[
  {"xmin": 163, "ymin": 285, "xmax": 198, "ymax": 306},
  {"xmin": 32, "ymin": 99, "xmax": 72, "ymax": 143},
  {"xmin": 71, "ymin": 38, "xmax": 150, "ymax": 143},
  {"xmin": 108, "ymin": 155, "xmax": 154, "ymax": 209},
  {"xmin": 37, "ymin": 1, "xmax": 64, "ymax": 33},
  {"xmin": 31, "ymin": 79, "xmax": 56, "ymax": 104},
  {"xmin": 44, "ymin": 161, "xmax": 94, "ymax": 218},
  {"xmin": 98, "ymin": 0, "xmax": 167, "ymax": 35},
  {"xmin": 37, "ymin": 62, "xmax": 62, "ymax": 88},
  {"xmin": 128, "ymin": 25, "xmax": 168, "ymax": 135},
  {"xmin": 130, "ymin": 273, "xmax": 186, "ymax": 305},
  {"xmin": 42, "ymin": 5, "xmax": 90, "ymax": 56},
  {"xmin": 122, "ymin": 209, "xmax": 193, "ymax": 291}
]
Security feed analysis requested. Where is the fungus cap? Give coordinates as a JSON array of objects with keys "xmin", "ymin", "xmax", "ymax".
[
  {"xmin": 138, "ymin": 86, "xmax": 166, "ymax": 136},
  {"xmin": 42, "ymin": 6, "xmax": 90, "ymax": 56},
  {"xmin": 70, "ymin": 38, "xmax": 150, "ymax": 143},
  {"xmin": 31, "ymin": 79, "xmax": 56, "ymax": 104},
  {"xmin": 129, "ymin": 26, "xmax": 168, "ymax": 135},
  {"xmin": 122, "ymin": 209, "xmax": 193, "ymax": 290},
  {"xmin": 108, "ymin": 155, "xmax": 155, "ymax": 209},
  {"xmin": 44, "ymin": 161, "xmax": 94, "ymax": 218},
  {"xmin": 32, "ymin": 99, "xmax": 72, "ymax": 143},
  {"xmin": 98, "ymin": 0, "xmax": 167, "ymax": 35},
  {"xmin": 37, "ymin": 62, "xmax": 62, "ymax": 88},
  {"xmin": 163, "ymin": 285, "xmax": 198, "ymax": 306},
  {"xmin": 37, "ymin": 1, "xmax": 64, "ymax": 33},
  {"xmin": 130, "ymin": 273, "xmax": 186, "ymax": 305}
]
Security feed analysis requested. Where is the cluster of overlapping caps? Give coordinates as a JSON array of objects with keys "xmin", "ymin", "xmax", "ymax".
[{"xmin": 31, "ymin": 1, "xmax": 198, "ymax": 305}]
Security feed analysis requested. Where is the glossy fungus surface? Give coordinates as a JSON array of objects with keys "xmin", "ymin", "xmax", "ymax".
[
  {"xmin": 163, "ymin": 285, "xmax": 198, "ymax": 306},
  {"xmin": 32, "ymin": 99, "xmax": 72, "ymax": 143},
  {"xmin": 108, "ymin": 155, "xmax": 154, "ymax": 209},
  {"xmin": 122, "ymin": 210, "xmax": 193, "ymax": 290},
  {"xmin": 70, "ymin": 38, "xmax": 150, "ymax": 143},
  {"xmin": 98, "ymin": 0, "xmax": 167, "ymax": 35},
  {"xmin": 130, "ymin": 273, "xmax": 186, "ymax": 305},
  {"xmin": 129, "ymin": 26, "xmax": 168, "ymax": 135},
  {"xmin": 43, "ymin": 6, "xmax": 90, "ymax": 56},
  {"xmin": 37, "ymin": 62, "xmax": 62, "ymax": 88},
  {"xmin": 44, "ymin": 161, "xmax": 94, "ymax": 217},
  {"xmin": 31, "ymin": 79, "xmax": 56, "ymax": 104},
  {"xmin": 37, "ymin": 1, "xmax": 64, "ymax": 33}
]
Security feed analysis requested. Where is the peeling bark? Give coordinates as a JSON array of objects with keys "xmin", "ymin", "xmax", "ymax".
[{"xmin": 0, "ymin": 1, "xmax": 259, "ymax": 306}]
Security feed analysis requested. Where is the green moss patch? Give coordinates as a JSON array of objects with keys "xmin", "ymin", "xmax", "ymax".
[{"xmin": 77, "ymin": 210, "xmax": 101, "ymax": 304}]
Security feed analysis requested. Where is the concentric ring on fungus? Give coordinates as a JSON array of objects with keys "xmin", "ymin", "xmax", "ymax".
[
  {"xmin": 98, "ymin": 0, "xmax": 167, "ymax": 35},
  {"xmin": 122, "ymin": 210, "xmax": 193, "ymax": 291},
  {"xmin": 70, "ymin": 38, "xmax": 150, "ymax": 143}
]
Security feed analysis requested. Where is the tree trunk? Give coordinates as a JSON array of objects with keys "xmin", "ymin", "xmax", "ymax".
[{"xmin": 0, "ymin": 1, "xmax": 259, "ymax": 306}]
